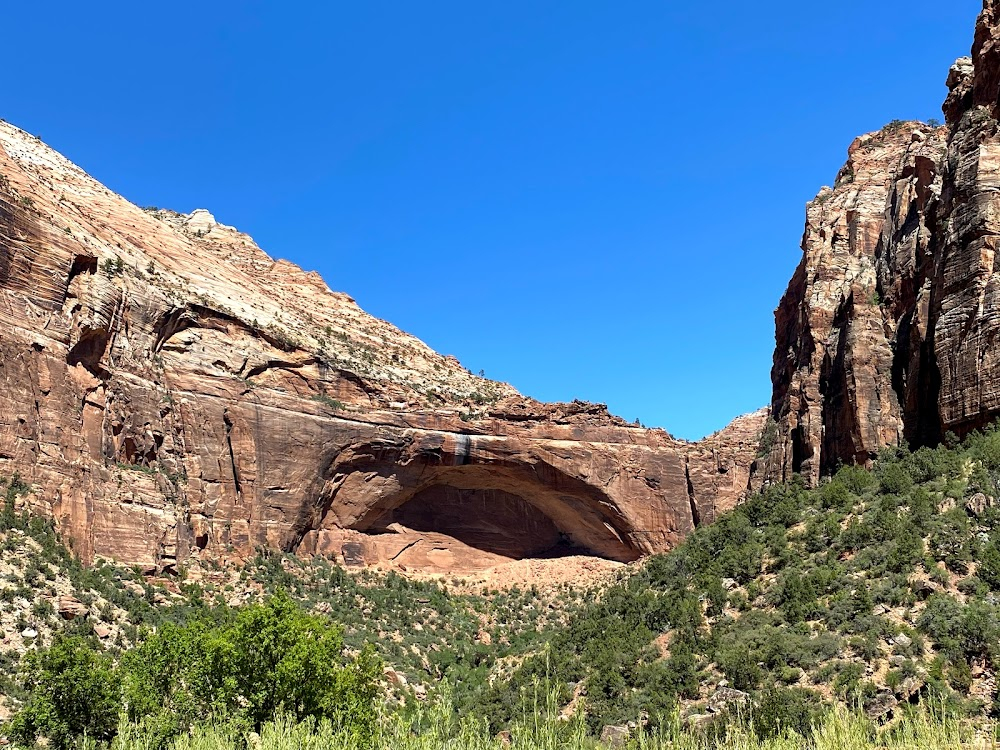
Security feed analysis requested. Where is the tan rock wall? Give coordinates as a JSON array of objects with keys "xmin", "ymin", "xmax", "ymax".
[
  {"xmin": 766, "ymin": 0, "xmax": 1000, "ymax": 482},
  {"xmin": 0, "ymin": 120, "xmax": 765, "ymax": 574}
]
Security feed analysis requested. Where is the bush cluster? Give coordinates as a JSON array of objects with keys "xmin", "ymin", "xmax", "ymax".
[
  {"xmin": 8, "ymin": 594, "xmax": 381, "ymax": 750},
  {"xmin": 470, "ymin": 425, "xmax": 1000, "ymax": 731}
]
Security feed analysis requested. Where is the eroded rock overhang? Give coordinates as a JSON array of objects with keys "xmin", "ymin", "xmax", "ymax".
[{"xmin": 0, "ymin": 117, "xmax": 766, "ymax": 575}]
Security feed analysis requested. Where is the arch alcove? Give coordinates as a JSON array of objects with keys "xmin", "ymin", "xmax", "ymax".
[
  {"xmin": 372, "ymin": 485, "xmax": 567, "ymax": 559},
  {"xmin": 321, "ymin": 450, "xmax": 642, "ymax": 567},
  {"xmin": 313, "ymin": 433, "xmax": 646, "ymax": 570}
]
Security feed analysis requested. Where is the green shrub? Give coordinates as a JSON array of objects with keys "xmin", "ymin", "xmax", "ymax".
[
  {"xmin": 978, "ymin": 535, "xmax": 1000, "ymax": 590},
  {"xmin": 835, "ymin": 463, "xmax": 876, "ymax": 495},
  {"xmin": 101, "ymin": 256, "xmax": 125, "ymax": 277},
  {"xmin": 123, "ymin": 591, "xmax": 382, "ymax": 740},
  {"xmin": 819, "ymin": 477, "xmax": 852, "ymax": 509},
  {"xmin": 833, "ymin": 662, "xmax": 866, "ymax": 701},
  {"xmin": 947, "ymin": 659, "xmax": 973, "ymax": 693},
  {"xmin": 930, "ymin": 510, "xmax": 972, "ymax": 573},
  {"xmin": 877, "ymin": 461, "xmax": 914, "ymax": 495},
  {"xmin": 9, "ymin": 635, "xmax": 121, "ymax": 750},
  {"xmin": 9, "ymin": 594, "xmax": 382, "ymax": 750},
  {"xmin": 749, "ymin": 686, "xmax": 823, "ymax": 739},
  {"xmin": 311, "ymin": 394, "xmax": 345, "ymax": 411},
  {"xmin": 774, "ymin": 569, "xmax": 819, "ymax": 623},
  {"xmin": 716, "ymin": 642, "xmax": 763, "ymax": 691},
  {"xmin": 918, "ymin": 593, "xmax": 964, "ymax": 657}
]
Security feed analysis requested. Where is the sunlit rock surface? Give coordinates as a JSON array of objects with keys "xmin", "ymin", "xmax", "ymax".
[{"xmin": 0, "ymin": 121, "xmax": 764, "ymax": 574}]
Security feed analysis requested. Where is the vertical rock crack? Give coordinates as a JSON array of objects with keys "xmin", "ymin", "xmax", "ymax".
[
  {"xmin": 684, "ymin": 456, "xmax": 701, "ymax": 528},
  {"xmin": 223, "ymin": 408, "xmax": 242, "ymax": 499}
]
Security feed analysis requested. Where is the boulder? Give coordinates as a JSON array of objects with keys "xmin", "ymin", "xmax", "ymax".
[
  {"xmin": 864, "ymin": 691, "xmax": 898, "ymax": 721},
  {"xmin": 893, "ymin": 633, "xmax": 913, "ymax": 649},
  {"xmin": 599, "ymin": 725, "xmax": 630, "ymax": 748},
  {"xmin": 967, "ymin": 493, "xmax": 993, "ymax": 518},
  {"xmin": 383, "ymin": 668, "xmax": 408, "ymax": 688},
  {"xmin": 57, "ymin": 596, "xmax": 88, "ymax": 620},
  {"xmin": 898, "ymin": 677, "xmax": 925, "ymax": 701},
  {"xmin": 707, "ymin": 686, "xmax": 750, "ymax": 714},
  {"xmin": 685, "ymin": 713, "xmax": 716, "ymax": 730}
]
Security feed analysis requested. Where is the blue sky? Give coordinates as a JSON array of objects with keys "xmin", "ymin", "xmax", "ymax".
[{"xmin": 3, "ymin": 1, "xmax": 981, "ymax": 439}]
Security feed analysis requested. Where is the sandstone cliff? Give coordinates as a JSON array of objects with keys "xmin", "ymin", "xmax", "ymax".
[
  {"xmin": 765, "ymin": 0, "xmax": 1000, "ymax": 483},
  {"xmin": 0, "ymin": 121, "xmax": 764, "ymax": 574}
]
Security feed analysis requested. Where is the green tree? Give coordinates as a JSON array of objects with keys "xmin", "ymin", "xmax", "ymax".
[
  {"xmin": 9, "ymin": 635, "xmax": 121, "ymax": 750},
  {"xmin": 876, "ymin": 460, "xmax": 913, "ymax": 495},
  {"xmin": 751, "ymin": 687, "xmax": 822, "ymax": 739},
  {"xmin": 978, "ymin": 536, "xmax": 1000, "ymax": 591},
  {"xmin": 122, "ymin": 592, "xmax": 382, "ymax": 742},
  {"xmin": 717, "ymin": 641, "xmax": 763, "ymax": 691},
  {"xmin": 776, "ymin": 569, "xmax": 818, "ymax": 624}
]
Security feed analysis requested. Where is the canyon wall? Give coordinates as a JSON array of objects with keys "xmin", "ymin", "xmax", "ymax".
[
  {"xmin": 0, "ymin": 121, "xmax": 764, "ymax": 574},
  {"xmin": 21, "ymin": 0, "xmax": 999, "ymax": 566},
  {"xmin": 764, "ymin": 0, "xmax": 1000, "ymax": 484}
]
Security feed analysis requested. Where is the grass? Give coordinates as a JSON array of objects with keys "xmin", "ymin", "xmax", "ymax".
[{"xmin": 64, "ymin": 697, "xmax": 989, "ymax": 750}]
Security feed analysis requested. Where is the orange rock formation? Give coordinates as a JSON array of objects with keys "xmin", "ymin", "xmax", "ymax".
[{"xmin": 0, "ymin": 122, "xmax": 764, "ymax": 574}]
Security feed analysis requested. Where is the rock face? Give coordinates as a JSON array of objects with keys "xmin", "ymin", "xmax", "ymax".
[
  {"xmin": 765, "ymin": 1, "xmax": 1000, "ymax": 483},
  {"xmin": 765, "ymin": 122, "xmax": 948, "ymax": 484},
  {"xmin": 0, "ymin": 120, "xmax": 765, "ymax": 574}
]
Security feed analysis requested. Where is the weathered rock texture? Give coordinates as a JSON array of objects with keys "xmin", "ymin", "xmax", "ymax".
[
  {"xmin": 0, "ymin": 121, "xmax": 765, "ymax": 573},
  {"xmin": 765, "ymin": 0, "xmax": 1000, "ymax": 484}
]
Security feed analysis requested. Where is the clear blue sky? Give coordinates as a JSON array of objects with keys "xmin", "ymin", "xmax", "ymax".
[{"xmin": 3, "ymin": 1, "xmax": 980, "ymax": 439}]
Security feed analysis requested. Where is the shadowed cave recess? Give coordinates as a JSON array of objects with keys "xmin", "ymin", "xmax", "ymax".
[
  {"xmin": 353, "ymin": 483, "xmax": 641, "ymax": 572},
  {"xmin": 308, "ymin": 444, "xmax": 647, "ymax": 573},
  {"xmin": 370, "ymin": 486, "xmax": 588, "ymax": 561}
]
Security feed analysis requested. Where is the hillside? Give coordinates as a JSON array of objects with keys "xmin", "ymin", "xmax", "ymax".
[
  {"xmin": 0, "ymin": 119, "xmax": 762, "ymax": 577},
  {"xmin": 474, "ymin": 428, "xmax": 1000, "ymax": 733},
  {"xmin": 8, "ymin": 0, "xmax": 1000, "ymax": 749},
  {"xmin": 5, "ymin": 428, "xmax": 1000, "ymax": 746}
]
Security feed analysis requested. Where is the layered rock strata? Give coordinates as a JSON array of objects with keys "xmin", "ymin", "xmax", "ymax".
[
  {"xmin": 0, "ymin": 120, "xmax": 765, "ymax": 573},
  {"xmin": 765, "ymin": 0, "xmax": 1000, "ymax": 483}
]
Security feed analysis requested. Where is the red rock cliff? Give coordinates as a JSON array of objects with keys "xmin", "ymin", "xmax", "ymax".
[
  {"xmin": 0, "ymin": 121, "xmax": 764, "ymax": 573},
  {"xmin": 765, "ymin": 0, "xmax": 1000, "ymax": 483}
]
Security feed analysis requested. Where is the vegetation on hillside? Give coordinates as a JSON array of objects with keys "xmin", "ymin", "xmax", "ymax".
[
  {"xmin": 8, "ymin": 595, "xmax": 380, "ymax": 750},
  {"xmin": 6, "ymin": 427, "xmax": 1000, "ymax": 747},
  {"xmin": 473, "ymin": 427, "xmax": 1000, "ymax": 733}
]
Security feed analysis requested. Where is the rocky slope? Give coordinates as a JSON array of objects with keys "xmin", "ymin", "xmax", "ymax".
[
  {"xmin": 764, "ymin": 0, "xmax": 1000, "ymax": 484},
  {"xmin": 0, "ymin": 120, "xmax": 765, "ymax": 575}
]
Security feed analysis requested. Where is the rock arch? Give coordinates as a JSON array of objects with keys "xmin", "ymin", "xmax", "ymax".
[{"xmin": 295, "ymin": 430, "xmax": 644, "ymax": 571}]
